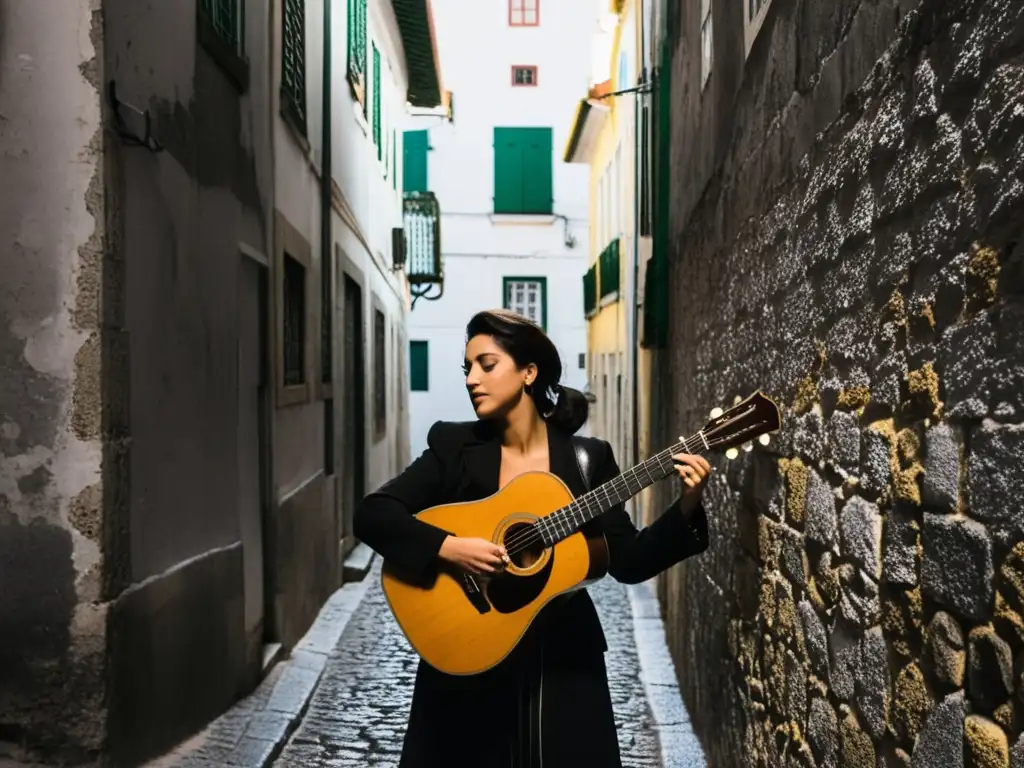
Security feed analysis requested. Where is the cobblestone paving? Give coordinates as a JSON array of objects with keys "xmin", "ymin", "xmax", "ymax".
[{"xmin": 274, "ymin": 569, "xmax": 663, "ymax": 767}]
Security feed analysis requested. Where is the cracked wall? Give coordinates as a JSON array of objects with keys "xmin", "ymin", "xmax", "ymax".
[
  {"xmin": 653, "ymin": 0, "xmax": 1024, "ymax": 765},
  {"xmin": 0, "ymin": 0, "xmax": 110, "ymax": 760}
]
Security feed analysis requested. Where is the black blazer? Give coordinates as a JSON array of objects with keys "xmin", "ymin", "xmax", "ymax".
[{"xmin": 354, "ymin": 419, "xmax": 709, "ymax": 657}]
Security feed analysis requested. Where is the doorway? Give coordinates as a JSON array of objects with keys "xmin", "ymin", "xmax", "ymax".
[
  {"xmin": 237, "ymin": 252, "xmax": 274, "ymax": 677},
  {"xmin": 341, "ymin": 274, "xmax": 366, "ymax": 554}
]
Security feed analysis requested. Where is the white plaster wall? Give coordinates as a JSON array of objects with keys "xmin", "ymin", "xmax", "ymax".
[{"xmin": 407, "ymin": 0, "xmax": 595, "ymax": 458}]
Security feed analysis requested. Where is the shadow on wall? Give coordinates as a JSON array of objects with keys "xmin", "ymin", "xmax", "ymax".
[{"xmin": 655, "ymin": 0, "xmax": 1024, "ymax": 765}]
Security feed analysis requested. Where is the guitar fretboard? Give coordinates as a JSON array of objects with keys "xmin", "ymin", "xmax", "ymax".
[{"xmin": 535, "ymin": 431, "xmax": 706, "ymax": 547}]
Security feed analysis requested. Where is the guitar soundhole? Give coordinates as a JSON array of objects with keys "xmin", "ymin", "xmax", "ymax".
[{"xmin": 502, "ymin": 522, "xmax": 545, "ymax": 568}]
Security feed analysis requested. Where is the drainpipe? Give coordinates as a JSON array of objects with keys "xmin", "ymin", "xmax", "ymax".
[
  {"xmin": 630, "ymin": 0, "xmax": 647, "ymax": 510},
  {"xmin": 321, "ymin": 0, "xmax": 335, "ymax": 479}
]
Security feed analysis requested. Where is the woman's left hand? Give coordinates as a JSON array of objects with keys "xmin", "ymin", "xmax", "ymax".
[{"xmin": 672, "ymin": 454, "xmax": 711, "ymax": 513}]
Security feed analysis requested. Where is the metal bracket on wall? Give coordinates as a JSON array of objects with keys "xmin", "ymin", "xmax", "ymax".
[
  {"xmin": 108, "ymin": 81, "xmax": 164, "ymax": 153},
  {"xmin": 410, "ymin": 283, "xmax": 443, "ymax": 310}
]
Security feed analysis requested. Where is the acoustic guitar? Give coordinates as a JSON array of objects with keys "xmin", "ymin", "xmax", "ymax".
[{"xmin": 381, "ymin": 390, "xmax": 782, "ymax": 676}]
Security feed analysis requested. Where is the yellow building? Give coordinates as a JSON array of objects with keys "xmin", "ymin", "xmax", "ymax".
[{"xmin": 564, "ymin": 0, "xmax": 657, "ymax": 521}]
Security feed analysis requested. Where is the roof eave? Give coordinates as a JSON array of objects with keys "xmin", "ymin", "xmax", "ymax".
[{"xmin": 392, "ymin": 0, "xmax": 444, "ymax": 108}]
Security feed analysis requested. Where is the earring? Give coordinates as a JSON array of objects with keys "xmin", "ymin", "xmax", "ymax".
[{"xmin": 524, "ymin": 380, "xmax": 533, "ymax": 395}]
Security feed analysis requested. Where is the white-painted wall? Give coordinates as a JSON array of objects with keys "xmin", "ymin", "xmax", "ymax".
[{"xmin": 406, "ymin": 0, "xmax": 594, "ymax": 457}]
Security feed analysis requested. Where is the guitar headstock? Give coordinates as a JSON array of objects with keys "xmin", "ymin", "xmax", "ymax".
[{"xmin": 687, "ymin": 391, "xmax": 782, "ymax": 460}]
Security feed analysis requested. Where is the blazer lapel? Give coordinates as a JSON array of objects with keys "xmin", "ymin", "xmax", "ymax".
[{"xmin": 460, "ymin": 422, "xmax": 501, "ymax": 499}]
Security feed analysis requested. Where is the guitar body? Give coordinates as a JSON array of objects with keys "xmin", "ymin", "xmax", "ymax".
[{"xmin": 380, "ymin": 471, "xmax": 609, "ymax": 676}]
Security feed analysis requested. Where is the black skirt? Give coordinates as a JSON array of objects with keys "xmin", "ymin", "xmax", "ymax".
[{"xmin": 398, "ymin": 640, "xmax": 623, "ymax": 768}]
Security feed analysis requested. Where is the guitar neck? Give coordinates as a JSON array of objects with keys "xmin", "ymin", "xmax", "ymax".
[{"xmin": 538, "ymin": 431, "xmax": 706, "ymax": 547}]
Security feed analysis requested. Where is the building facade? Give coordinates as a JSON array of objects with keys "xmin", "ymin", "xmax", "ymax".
[
  {"xmin": 645, "ymin": 0, "xmax": 1024, "ymax": 766},
  {"xmin": 0, "ymin": 0, "xmax": 442, "ymax": 764},
  {"xmin": 404, "ymin": 0, "xmax": 592, "ymax": 457}
]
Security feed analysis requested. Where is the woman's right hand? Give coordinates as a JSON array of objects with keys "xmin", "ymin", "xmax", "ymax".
[{"xmin": 439, "ymin": 536, "xmax": 509, "ymax": 575}]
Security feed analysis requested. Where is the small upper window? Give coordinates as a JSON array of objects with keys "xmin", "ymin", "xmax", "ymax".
[
  {"xmin": 509, "ymin": 0, "xmax": 539, "ymax": 27},
  {"xmin": 511, "ymin": 66, "xmax": 538, "ymax": 87},
  {"xmin": 744, "ymin": 0, "xmax": 773, "ymax": 56},
  {"xmin": 700, "ymin": 0, "xmax": 713, "ymax": 89}
]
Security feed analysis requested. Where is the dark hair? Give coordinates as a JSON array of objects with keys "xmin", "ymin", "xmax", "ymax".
[{"xmin": 465, "ymin": 309, "xmax": 589, "ymax": 435}]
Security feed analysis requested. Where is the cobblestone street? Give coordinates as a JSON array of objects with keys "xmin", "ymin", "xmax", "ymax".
[{"xmin": 273, "ymin": 568, "xmax": 690, "ymax": 767}]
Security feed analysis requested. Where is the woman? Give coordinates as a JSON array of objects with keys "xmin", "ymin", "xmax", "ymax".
[{"xmin": 354, "ymin": 309, "xmax": 711, "ymax": 768}]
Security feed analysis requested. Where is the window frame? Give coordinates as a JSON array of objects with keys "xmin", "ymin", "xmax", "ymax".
[
  {"xmin": 743, "ymin": 0, "xmax": 773, "ymax": 56},
  {"xmin": 508, "ymin": 0, "xmax": 540, "ymax": 27},
  {"xmin": 510, "ymin": 65, "xmax": 539, "ymax": 87},
  {"xmin": 372, "ymin": 42, "xmax": 382, "ymax": 158},
  {"xmin": 347, "ymin": 0, "xmax": 368, "ymax": 109},
  {"xmin": 373, "ymin": 308, "xmax": 387, "ymax": 439},
  {"xmin": 502, "ymin": 276, "xmax": 548, "ymax": 331},
  {"xmin": 197, "ymin": 0, "xmax": 249, "ymax": 90},
  {"xmin": 700, "ymin": 0, "xmax": 713, "ymax": 90}
]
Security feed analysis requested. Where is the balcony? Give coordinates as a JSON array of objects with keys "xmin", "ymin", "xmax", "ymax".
[{"xmin": 401, "ymin": 191, "xmax": 443, "ymax": 306}]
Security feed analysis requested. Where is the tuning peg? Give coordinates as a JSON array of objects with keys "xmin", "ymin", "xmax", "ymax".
[
  {"xmin": 742, "ymin": 442, "xmax": 753, "ymax": 452},
  {"xmin": 725, "ymin": 447, "xmax": 739, "ymax": 460},
  {"xmin": 733, "ymin": 395, "xmax": 742, "ymax": 405},
  {"xmin": 759, "ymin": 434, "xmax": 771, "ymax": 446},
  {"xmin": 710, "ymin": 407, "xmax": 724, "ymax": 419}
]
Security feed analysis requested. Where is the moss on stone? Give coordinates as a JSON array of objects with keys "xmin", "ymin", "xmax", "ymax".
[
  {"xmin": 793, "ymin": 376, "xmax": 819, "ymax": 415},
  {"xmin": 992, "ymin": 701, "xmax": 1014, "ymax": 732},
  {"xmin": 886, "ymin": 289, "xmax": 908, "ymax": 327},
  {"xmin": 785, "ymin": 457, "xmax": 809, "ymax": 527},
  {"xmin": 884, "ymin": 586, "xmax": 924, "ymax": 661},
  {"xmin": 839, "ymin": 707, "xmax": 876, "ymax": 768},
  {"xmin": 964, "ymin": 714, "xmax": 1008, "ymax": 768},
  {"xmin": 919, "ymin": 301, "xmax": 936, "ymax": 330},
  {"xmin": 905, "ymin": 362, "xmax": 943, "ymax": 420},
  {"xmin": 999, "ymin": 543, "xmax": 1024, "ymax": 614},
  {"xmin": 993, "ymin": 593, "xmax": 1024, "ymax": 647},
  {"xmin": 966, "ymin": 243, "xmax": 1001, "ymax": 310},
  {"xmin": 815, "ymin": 552, "xmax": 842, "ymax": 607},
  {"xmin": 892, "ymin": 662, "xmax": 932, "ymax": 742},
  {"xmin": 837, "ymin": 386, "xmax": 872, "ymax": 410}
]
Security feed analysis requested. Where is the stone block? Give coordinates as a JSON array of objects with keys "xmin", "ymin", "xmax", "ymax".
[
  {"xmin": 793, "ymin": 410, "xmax": 826, "ymax": 465},
  {"xmin": 807, "ymin": 697, "xmax": 838, "ymax": 768},
  {"xmin": 922, "ymin": 514, "xmax": 994, "ymax": 622},
  {"xmin": 829, "ymin": 618, "xmax": 861, "ymax": 701},
  {"xmin": 805, "ymin": 467, "xmax": 838, "ymax": 550},
  {"xmin": 798, "ymin": 600, "xmax": 829, "ymax": 681},
  {"xmin": 968, "ymin": 626, "xmax": 1015, "ymax": 714},
  {"xmin": 911, "ymin": 58, "xmax": 939, "ymax": 123},
  {"xmin": 893, "ymin": 662, "xmax": 933, "ymax": 743},
  {"xmin": 861, "ymin": 427, "xmax": 893, "ymax": 501},
  {"xmin": 1012, "ymin": 732, "xmax": 1024, "ymax": 768},
  {"xmin": 968, "ymin": 421, "xmax": 1024, "ymax": 536},
  {"xmin": 839, "ymin": 564, "xmax": 881, "ymax": 626},
  {"xmin": 911, "ymin": 691, "xmax": 965, "ymax": 768},
  {"xmin": 939, "ymin": 314, "xmax": 995, "ymax": 420},
  {"xmin": 925, "ymin": 611, "xmax": 966, "ymax": 689},
  {"xmin": 883, "ymin": 509, "xmax": 919, "ymax": 587},
  {"xmin": 964, "ymin": 715, "xmax": 1009, "ymax": 768},
  {"xmin": 840, "ymin": 496, "xmax": 883, "ymax": 580},
  {"xmin": 872, "ymin": 350, "xmax": 906, "ymax": 413},
  {"xmin": 923, "ymin": 423, "xmax": 961, "ymax": 511},
  {"xmin": 838, "ymin": 705, "xmax": 876, "ymax": 768},
  {"xmin": 827, "ymin": 410, "xmax": 861, "ymax": 472},
  {"xmin": 855, "ymin": 626, "xmax": 889, "ymax": 740}
]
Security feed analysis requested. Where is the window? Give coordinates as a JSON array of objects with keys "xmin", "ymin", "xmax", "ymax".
[
  {"xmin": 511, "ymin": 66, "xmax": 538, "ymax": 86},
  {"xmin": 347, "ymin": 0, "xmax": 368, "ymax": 107},
  {"xmin": 281, "ymin": 0, "xmax": 307, "ymax": 132},
  {"xmin": 578, "ymin": 353, "xmax": 586, "ymax": 369},
  {"xmin": 283, "ymin": 253, "xmax": 306, "ymax": 386},
  {"xmin": 700, "ymin": 0, "xmax": 712, "ymax": 88},
  {"xmin": 744, "ymin": 0, "xmax": 772, "ymax": 55},
  {"xmin": 200, "ymin": 0, "xmax": 243, "ymax": 52},
  {"xmin": 509, "ymin": 0, "xmax": 539, "ymax": 26},
  {"xmin": 392, "ymin": 129, "xmax": 398, "ymax": 191},
  {"xmin": 503, "ymin": 277, "xmax": 547, "ymax": 330},
  {"xmin": 639, "ymin": 101, "xmax": 651, "ymax": 236},
  {"xmin": 404, "ymin": 130, "xmax": 428, "ymax": 193},
  {"xmin": 410, "ymin": 341, "xmax": 429, "ymax": 392},
  {"xmin": 493, "ymin": 127, "xmax": 553, "ymax": 215},
  {"xmin": 372, "ymin": 44, "xmax": 382, "ymax": 157},
  {"xmin": 373, "ymin": 309, "xmax": 386, "ymax": 436}
]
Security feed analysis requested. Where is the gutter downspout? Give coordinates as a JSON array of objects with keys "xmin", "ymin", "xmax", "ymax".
[
  {"xmin": 321, "ymin": 0, "xmax": 335, "ymax": 480},
  {"xmin": 630, "ymin": 0, "xmax": 647, "ymax": 520}
]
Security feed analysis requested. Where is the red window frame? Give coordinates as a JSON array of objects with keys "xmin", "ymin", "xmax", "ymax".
[
  {"xmin": 510, "ymin": 65, "xmax": 538, "ymax": 86},
  {"xmin": 508, "ymin": 0, "xmax": 539, "ymax": 27}
]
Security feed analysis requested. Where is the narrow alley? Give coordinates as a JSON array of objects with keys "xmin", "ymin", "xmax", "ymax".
[{"xmin": 153, "ymin": 558, "xmax": 705, "ymax": 768}]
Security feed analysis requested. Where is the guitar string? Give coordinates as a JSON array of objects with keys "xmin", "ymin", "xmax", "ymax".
[
  {"xmin": 501, "ymin": 429, "xmax": 755, "ymax": 558},
  {"xmin": 499, "ymin": 432, "xmax": 701, "ymax": 556},
  {"xmin": 500, "ymin": 432, "xmax": 707, "ymax": 557}
]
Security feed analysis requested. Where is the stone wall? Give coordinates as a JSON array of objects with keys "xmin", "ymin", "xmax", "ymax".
[{"xmin": 655, "ymin": 0, "xmax": 1024, "ymax": 766}]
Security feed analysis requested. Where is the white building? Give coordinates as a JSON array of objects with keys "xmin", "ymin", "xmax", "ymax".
[{"xmin": 405, "ymin": 0, "xmax": 594, "ymax": 455}]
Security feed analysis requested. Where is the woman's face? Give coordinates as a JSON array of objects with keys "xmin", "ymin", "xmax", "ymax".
[{"xmin": 463, "ymin": 334, "xmax": 536, "ymax": 419}]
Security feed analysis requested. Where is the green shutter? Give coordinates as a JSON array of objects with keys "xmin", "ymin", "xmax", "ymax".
[
  {"xmin": 372, "ymin": 44, "xmax": 381, "ymax": 156},
  {"xmin": 392, "ymin": 129, "xmax": 398, "ymax": 190},
  {"xmin": 200, "ymin": 0, "xmax": 241, "ymax": 51},
  {"xmin": 493, "ymin": 127, "xmax": 552, "ymax": 215},
  {"xmin": 521, "ymin": 128, "xmax": 553, "ymax": 214},
  {"xmin": 493, "ymin": 128, "xmax": 524, "ymax": 214},
  {"xmin": 281, "ymin": 0, "xmax": 306, "ymax": 131},
  {"xmin": 410, "ymin": 341, "xmax": 429, "ymax": 391},
  {"xmin": 403, "ymin": 130, "xmax": 428, "ymax": 193}
]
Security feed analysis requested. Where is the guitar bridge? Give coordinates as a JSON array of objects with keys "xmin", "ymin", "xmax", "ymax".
[{"xmin": 461, "ymin": 573, "xmax": 491, "ymax": 615}]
